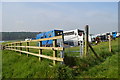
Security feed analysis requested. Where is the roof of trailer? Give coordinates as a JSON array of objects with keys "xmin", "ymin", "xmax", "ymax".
[{"xmin": 63, "ymin": 29, "xmax": 84, "ymax": 33}]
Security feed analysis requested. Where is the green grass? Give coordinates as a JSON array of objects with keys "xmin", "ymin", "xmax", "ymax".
[
  {"xmin": 2, "ymin": 50, "xmax": 73, "ymax": 79},
  {"xmin": 77, "ymin": 53, "xmax": 118, "ymax": 78},
  {"xmin": 2, "ymin": 38, "xmax": 119, "ymax": 79},
  {"xmin": 0, "ymin": 50, "xmax": 2, "ymax": 80}
]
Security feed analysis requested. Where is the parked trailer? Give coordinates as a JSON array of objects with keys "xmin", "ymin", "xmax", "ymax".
[
  {"xmin": 36, "ymin": 30, "xmax": 63, "ymax": 46},
  {"xmin": 89, "ymin": 34, "xmax": 96, "ymax": 42},
  {"xmin": 95, "ymin": 32, "xmax": 112, "ymax": 42},
  {"xmin": 63, "ymin": 29, "xmax": 96, "ymax": 46},
  {"xmin": 36, "ymin": 29, "xmax": 96, "ymax": 47},
  {"xmin": 112, "ymin": 31, "xmax": 117, "ymax": 38},
  {"xmin": 116, "ymin": 32, "xmax": 120, "ymax": 37},
  {"xmin": 63, "ymin": 29, "xmax": 84, "ymax": 46}
]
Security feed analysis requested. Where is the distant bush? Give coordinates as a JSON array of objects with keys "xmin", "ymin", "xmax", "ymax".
[{"xmin": 1, "ymin": 32, "xmax": 40, "ymax": 41}]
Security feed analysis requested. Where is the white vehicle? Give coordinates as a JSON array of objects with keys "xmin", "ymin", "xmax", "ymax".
[
  {"xmin": 25, "ymin": 38, "xmax": 32, "ymax": 41},
  {"xmin": 63, "ymin": 29, "xmax": 84, "ymax": 46},
  {"xmin": 116, "ymin": 32, "xmax": 120, "ymax": 37},
  {"xmin": 89, "ymin": 34, "xmax": 96, "ymax": 42}
]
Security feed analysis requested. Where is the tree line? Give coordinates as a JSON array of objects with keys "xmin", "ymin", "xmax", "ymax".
[{"xmin": 1, "ymin": 32, "xmax": 41, "ymax": 41}]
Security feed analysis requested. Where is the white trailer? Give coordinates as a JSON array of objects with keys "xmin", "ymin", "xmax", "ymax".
[
  {"xmin": 116, "ymin": 32, "xmax": 120, "ymax": 37},
  {"xmin": 63, "ymin": 29, "xmax": 84, "ymax": 46},
  {"xmin": 63, "ymin": 29, "xmax": 94, "ymax": 46}
]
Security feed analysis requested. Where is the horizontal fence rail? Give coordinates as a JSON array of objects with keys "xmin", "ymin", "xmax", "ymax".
[
  {"xmin": 5, "ymin": 46, "xmax": 64, "ymax": 51},
  {"xmin": 4, "ymin": 35, "xmax": 64, "ymax": 65},
  {"xmin": 5, "ymin": 48, "xmax": 63, "ymax": 62},
  {"xmin": 5, "ymin": 36, "xmax": 63, "ymax": 45}
]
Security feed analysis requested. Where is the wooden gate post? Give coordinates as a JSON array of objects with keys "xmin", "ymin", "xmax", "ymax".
[
  {"xmin": 109, "ymin": 35, "xmax": 112, "ymax": 52},
  {"xmin": 84, "ymin": 25, "xmax": 89, "ymax": 56},
  {"xmin": 60, "ymin": 33, "xmax": 64, "ymax": 64},
  {"xmin": 53, "ymin": 39, "xmax": 57, "ymax": 65},
  {"xmin": 80, "ymin": 32, "xmax": 84, "ymax": 57},
  {"xmin": 39, "ymin": 41, "xmax": 42, "ymax": 61}
]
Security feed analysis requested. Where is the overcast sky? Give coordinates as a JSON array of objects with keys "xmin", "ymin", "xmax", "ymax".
[{"xmin": 2, "ymin": 2, "xmax": 118, "ymax": 34}]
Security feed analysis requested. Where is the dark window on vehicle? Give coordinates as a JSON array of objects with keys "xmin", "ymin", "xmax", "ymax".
[
  {"xmin": 78, "ymin": 30, "xmax": 84, "ymax": 36},
  {"xmin": 64, "ymin": 31, "xmax": 74, "ymax": 35},
  {"xmin": 55, "ymin": 31, "xmax": 63, "ymax": 36},
  {"xmin": 78, "ymin": 32, "xmax": 83, "ymax": 36},
  {"xmin": 112, "ymin": 32, "xmax": 116, "ymax": 34}
]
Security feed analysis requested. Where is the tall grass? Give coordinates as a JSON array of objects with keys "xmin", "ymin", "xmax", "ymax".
[{"xmin": 2, "ymin": 38, "xmax": 119, "ymax": 78}]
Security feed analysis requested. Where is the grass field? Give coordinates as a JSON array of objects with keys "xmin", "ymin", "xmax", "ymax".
[{"xmin": 1, "ymin": 38, "xmax": 119, "ymax": 79}]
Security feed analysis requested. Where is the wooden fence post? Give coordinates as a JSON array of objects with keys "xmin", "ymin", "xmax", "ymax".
[
  {"xmin": 14, "ymin": 43, "xmax": 15, "ymax": 49},
  {"xmin": 26, "ymin": 42, "xmax": 29, "ymax": 57},
  {"xmin": 20, "ymin": 42, "xmax": 22, "ymax": 56},
  {"xmin": 15, "ymin": 43, "xmax": 17, "ymax": 51},
  {"xmin": 84, "ymin": 25, "xmax": 89, "ymax": 56},
  {"xmin": 4, "ymin": 36, "xmax": 63, "ymax": 64},
  {"xmin": 109, "ymin": 35, "xmax": 112, "ymax": 52},
  {"xmin": 53, "ymin": 39, "xmax": 57, "ymax": 65},
  {"xmin": 12, "ymin": 44, "xmax": 14, "ymax": 49},
  {"xmin": 3, "ymin": 44, "xmax": 8, "ymax": 49},
  {"xmin": 10, "ymin": 44, "xmax": 12, "ymax": 49},
  {"xmin": 39, "ymin": 41, "xmax": 42, "ymax": 61}
]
